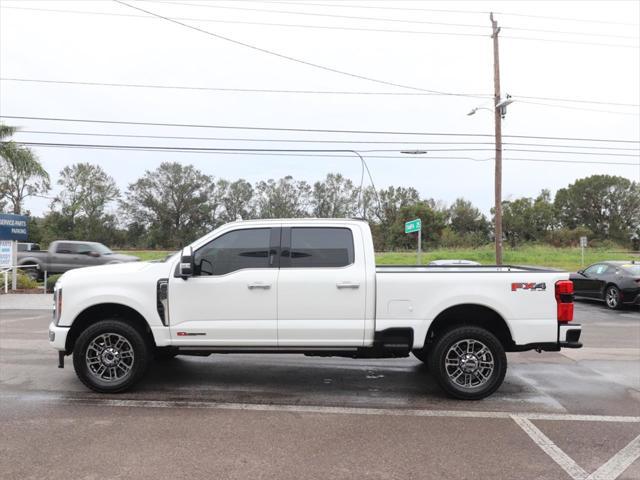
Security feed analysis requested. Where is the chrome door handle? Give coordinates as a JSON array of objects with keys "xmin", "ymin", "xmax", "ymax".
[
  {"xmin": 248, "ymin": 282, "xmax": 271, "ymax": 289},
  {"xmin": 336, "ymin": 282, "xmax": 360, "ymax": 289}
]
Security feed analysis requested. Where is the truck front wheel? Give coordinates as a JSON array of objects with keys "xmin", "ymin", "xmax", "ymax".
[
  {"xmin": 73, "ymin": 319, "xmax": 150, "ymax": 393},
  {"xmin": 428, "ymin": 326, "xmax": 507, "ymax": 400}
]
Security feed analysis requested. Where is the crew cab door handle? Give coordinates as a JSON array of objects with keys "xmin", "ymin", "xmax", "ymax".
[
  {"xmin": 248, "ymin": 282, "xmax": 271, "ymax": 290},
  {"xmin": 336, "ymin": 282, "xmax": 360, "ymax": 289}
]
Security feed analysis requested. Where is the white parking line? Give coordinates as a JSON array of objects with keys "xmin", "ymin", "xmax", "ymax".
[
  {"xmin": 587, "ymin": 434, "xmax": 640, "ymax": 480},
  {"xmin": 512, "ymin": 416, "xmax": 640, "ymax": 480},
  {"xmin": 512, "ymin": 415, "xmax": 588, "ymax": 480},
  {"xmin": 4, "ymin": 394, "xmax": 640, "ymax": 423}
]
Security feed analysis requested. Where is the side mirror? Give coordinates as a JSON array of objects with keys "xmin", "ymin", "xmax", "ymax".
[
  {"xmin": 89, "ymin": 251, "xmax": 101, "ymax": 258},
  {"xmin": 179, "ymin": 247, "xmax": 194, "ymax": 278}
]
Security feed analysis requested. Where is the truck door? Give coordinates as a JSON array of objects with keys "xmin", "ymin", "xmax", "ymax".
[
  {"xmin": 277, "ymin": 226, "xmax": 366, "ymax": 347},
  {"xmin": 168, "ymin": 227, "xmax": 280, "ymax": 346}
]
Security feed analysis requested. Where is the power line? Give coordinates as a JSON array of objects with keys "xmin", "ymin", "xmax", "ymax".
[
  {"xmin": 0, "ymin": 6, "xmax": 490, "ymax": 40},
  {"xmin": 145, "ymin": 0, "xmax": 493, "ymax": 30},
  {"xmin": 154, "ymin": 0, "xmax": 640, "ymax": 38},
  {"xmin": 3, "ymin": 115, "xmax": 639, "ymax": 143},
  {"xmin": 150, "ymin": 0, "xmax": 639, "ymax": 46},
  {"xmin": 518, "ymin": 100, "xmax": 639, "ymax": 116},
  {"xmin": 4, "ymin": 78, "xmax": 639, "ymax": 108},
  {"xmin": 3, "ymin": 4, "xmax": 638, "ymax": 48},
  {"xmin": 0, "ymin": 77, "xmax": 490, "ymax": 98},
  {"xmin": 4, "ymin": 141, "xmax": 637, "ymax": 166},
  {"xmin": 110, "ymin": 0, "xmax": 481, "ymax": 97},
  {"xmin": 261, "ymin": 1, "xmax": 640, "ymax": 27},
  {"xmin": 14, "ymin": 130, "xmax": 640, "ymax": 150},
  {"xmin": 513, "ymin": 95, "xmax": 639, "ymax": 108}
]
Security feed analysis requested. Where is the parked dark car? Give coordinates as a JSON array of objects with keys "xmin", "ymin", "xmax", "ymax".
[{"xmin": 570, "ymin": 261, "xmax": 640, "ymax": 309}]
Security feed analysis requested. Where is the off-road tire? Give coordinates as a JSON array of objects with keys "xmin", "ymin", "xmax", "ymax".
[
  {"xmin": 428, "ymin": 325, "xmax": 507, "ymax": 400},
  {"xmin": 73, "ymin": 319, "xmax": 150, "ymax": 393}
]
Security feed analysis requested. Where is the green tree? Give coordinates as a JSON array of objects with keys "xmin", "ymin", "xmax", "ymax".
[
  {"xmin": 121, "ymin": 162, "xmax": 216, "ymax": 248},
  {"xmin": 390, "ymin": 201, "xmax": 447, "ymax": 250},
  {"xmin": 500, "ymin": 190, "xmax": 555, "ymax": 247},
  {"xmin": 216, "ymin": 178, "xmax": 255, "ymax": 223},
  {"xmin": 311, "ymin": 173, "xmax": 359, "ymax": 218},
  {"xmin": 448, "ymin": 198, "xmax": 491, "ymax": 245},
  {"xmin": 255, "ymin": 176, "xmax": 311, "ymax": 218},
  {"xmin": 0, "ymin": 145, "xmax": 50, "ymax": 214},
  {"xmin": 47, "ymin": 163, "xmax": 120, "ymax": 242},
  {"xmin": 374, "ymin": 186, "xmax": 421, "ymax": 249},
  {"xmin": 554, "ymin": 175, "xmax": 640, "ymax": 243}
]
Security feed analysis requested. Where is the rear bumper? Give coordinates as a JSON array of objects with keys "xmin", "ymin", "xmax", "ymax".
[
  {"xmin": 558, "ymin": 323, "xmax": 582, "ymax": 348},
  {"xmin": 622, "ymin": 290, "xmax": 640, "ymax": 305},
  {"xmin": 511, "ymin": 323, "xmax": 582, "ymax": 352}
]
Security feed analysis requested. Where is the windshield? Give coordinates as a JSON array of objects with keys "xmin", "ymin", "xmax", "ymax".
[
  {"xmin": 91, "ymin": 243, "xmax": 113, "ymax": 255},
  {"xmin": 621, "ymin": 264, "xmax": 640, "ymax": 276}
]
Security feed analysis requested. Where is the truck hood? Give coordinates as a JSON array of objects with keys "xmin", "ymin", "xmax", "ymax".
[
  {"xmin": 56, "ymin": 261, "xmax": 170, "ymax": 289},
  {"xmin": 103, "ymin": 253, "xmax": 139, "ymax": 262}
]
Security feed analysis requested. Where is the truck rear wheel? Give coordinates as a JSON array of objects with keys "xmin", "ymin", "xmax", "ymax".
[
  {"xmin": 428, "ymin": 326, "xmax": 506, "ymax": 400},
  {"xmin": 73, "ymin": 319, "xmax": 150, "ymax": 393}
]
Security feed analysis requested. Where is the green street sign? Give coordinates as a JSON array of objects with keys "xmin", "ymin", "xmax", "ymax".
[{"xmin": 405, "ymin": 218, "xmax": 421, "ymax": 234}]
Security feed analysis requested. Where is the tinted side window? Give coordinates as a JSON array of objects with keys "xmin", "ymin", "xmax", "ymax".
[
  {"xmin": 75, "ymin": 244, "xmax": 93, "ymax": 255},
  {"xmin": 585, "ymin": 264, "xmax": 605, "ymax": 276},
  {"xmin": 288, "ymin": 228, "xmax": 354, "ymax": 268},
  {"xmin": 194, "ymin": 228, "xmax": 271, "ymax": 276},
  {"xmin": 55, "ymin": 243, "xmax": 74, "ymax": 254}
]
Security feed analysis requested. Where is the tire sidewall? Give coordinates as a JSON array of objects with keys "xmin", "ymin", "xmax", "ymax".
[
  {"xmin": 428, "ymin": 326, "xmax": 507, "ymax": 400},
  {"xmin": 73, "ymin": 319, "xmax": 149, "ymax": 393},
  {"xmin": 605, "ymin": 286, "xmax": 621, "ymax": 310}
]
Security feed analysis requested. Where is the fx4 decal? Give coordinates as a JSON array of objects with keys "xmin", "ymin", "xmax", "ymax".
[{"xmin": 511, "ymin": 282, "xmax": 546, "ymax": 292}]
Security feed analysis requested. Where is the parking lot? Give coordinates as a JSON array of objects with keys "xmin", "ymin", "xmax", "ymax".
[{"xmin": 1, "ymin": 301, "xmax": 638, "ymax": 480}]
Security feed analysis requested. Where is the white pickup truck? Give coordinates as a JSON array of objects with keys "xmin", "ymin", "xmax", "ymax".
[{"xmin": 49, "ymin": 219, "xmax": 581, "ymax": 400}]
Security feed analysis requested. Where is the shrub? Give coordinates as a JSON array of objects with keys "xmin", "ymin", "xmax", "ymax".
[
  {"xmin": 46, "ymin": 274, "xmax": 63, "ymax": 293},
  {"xmin": 0, "ymin": 270, "xmax": 38, "ymax": 290}
]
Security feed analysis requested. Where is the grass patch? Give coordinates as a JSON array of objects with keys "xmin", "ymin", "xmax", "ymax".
[
  {"xmin": 117, "ymin": 250, "xmax": 173, "ymax": 261},
  {"xmin": 376, "ymin": 245, "xmax": 638, "ymax": 271},
  {"xmin": 118, "ymin": 246, "xmax": 638, "ymax": 271}
]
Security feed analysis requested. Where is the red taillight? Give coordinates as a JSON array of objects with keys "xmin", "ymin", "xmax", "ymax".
[{"xmin": 555, "ymin": 280, "xmax": 574, "ymax": 322}]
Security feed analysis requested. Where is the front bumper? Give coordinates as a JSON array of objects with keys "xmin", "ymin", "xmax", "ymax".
[{"xmin": 48, "ymin": 322, "xmax": 69, "ymax": 352}]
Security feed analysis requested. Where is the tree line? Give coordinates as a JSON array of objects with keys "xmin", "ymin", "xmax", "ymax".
[{"xmin": 1, "ymin": 124, "xmax": 639, "ymax": 250}]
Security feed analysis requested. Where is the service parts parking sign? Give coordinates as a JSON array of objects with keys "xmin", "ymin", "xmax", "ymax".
[{"xmin": 0, "ymin": 213, "xmax": 29, "ymax": 241}]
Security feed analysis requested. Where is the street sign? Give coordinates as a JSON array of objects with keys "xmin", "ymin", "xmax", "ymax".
[
  {"xmin": 0, "ymin": 213, "xmax": 28, "ymax": 241},
  {"xmin": 579, "ymin": 236, "xmax": 587, "ymax": 268},
  {"xmin": 405, "ymin": 218, "xmax": 422, "ymax": 234},
  {"xmin": 405, "ymin": 218, "xmax": 422, "ymax": 264}
]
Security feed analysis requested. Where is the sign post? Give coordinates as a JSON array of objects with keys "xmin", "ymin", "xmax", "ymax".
[
  {"xmin": 0, "ymin": 213, "xmax": 29, "ymax": 291},
  {"xmin": 579, "ymin": 236, "xmax": 588, "ymax": 268},
  {"xmin": 405, "ymin": 218, "xmax": 422, "ymax": 265}
]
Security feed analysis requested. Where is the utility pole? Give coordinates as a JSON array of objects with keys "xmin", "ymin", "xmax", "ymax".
[{"xmin": 490, "ymin": 12, "xmax": 503, "ymax": 265}]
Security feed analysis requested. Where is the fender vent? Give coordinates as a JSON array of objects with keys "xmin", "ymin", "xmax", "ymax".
[{"xmin": 157, "ymin": 279, "xmax": 169, "ymax": 326}]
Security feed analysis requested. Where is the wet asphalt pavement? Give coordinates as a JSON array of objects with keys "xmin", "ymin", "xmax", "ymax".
[{"xmin": 1, "ymin": 301, "xmax": 638, "ymax": 479}]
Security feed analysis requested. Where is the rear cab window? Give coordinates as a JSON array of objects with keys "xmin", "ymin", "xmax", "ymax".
[
  {"xmin": 55, "ymin": 243, "xmax": 75, "ymax": 254},
  {"xmin": 282, "ymin": 227, "xmax": 354, "ymax": 268}
]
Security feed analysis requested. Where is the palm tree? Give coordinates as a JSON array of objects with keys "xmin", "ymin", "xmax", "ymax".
[
  {"xmin": 0, "ymin": 123, "xmax": 17, "ymax": 159},
  {"xmin": 0, "ymin": 123, "xmax": 50, "ymax": 214}
]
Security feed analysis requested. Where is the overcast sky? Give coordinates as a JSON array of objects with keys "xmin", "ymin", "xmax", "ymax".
[{"xmin": 1, "ymin": 0, "xmax": 639, "ymax": 217}]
